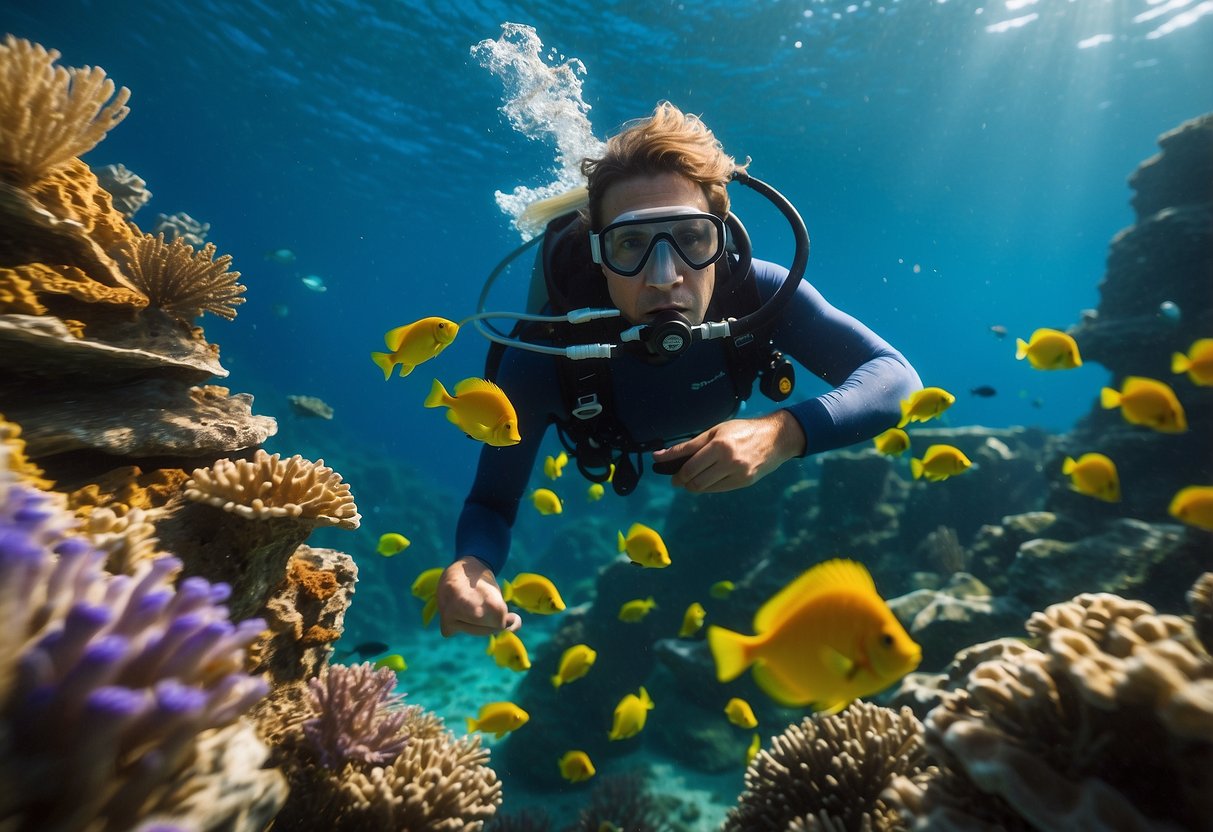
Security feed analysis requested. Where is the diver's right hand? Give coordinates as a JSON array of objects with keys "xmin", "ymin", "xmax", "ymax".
[{"xmin": 436, "ymin": 555, "xmax": 523, "ymax": 637}]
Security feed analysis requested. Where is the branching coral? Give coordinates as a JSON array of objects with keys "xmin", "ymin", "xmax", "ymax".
[
  {"xmin": 0, "ymin": 35, "xmax": 130, "ymax": 186},
  {"xmin": 724, "ymin": 702, "xmax": 928, "ymax": 832},
  {"xmin": 119, "ymin": 232, "xmax": 245, "ymax": 321},
  {"xmin": 302, "ymin": 663, "xmax": 409, "ymax": 768}
]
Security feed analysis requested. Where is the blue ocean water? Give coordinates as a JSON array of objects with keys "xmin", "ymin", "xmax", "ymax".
[{"xmin": 6, "ymin": 0, "xmax": 1211, "ymax": 824}]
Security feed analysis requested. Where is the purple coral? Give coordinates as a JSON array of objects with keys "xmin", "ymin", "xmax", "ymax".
[
  {"xmin": 0, "ymin": 467, "xmax": 269, "ymax": 828},
  {"xmin": 302, "ymin": 662, "xmax": 410, "ymax": 769}
]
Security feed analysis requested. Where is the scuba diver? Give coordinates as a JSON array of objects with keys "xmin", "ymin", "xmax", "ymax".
[{"xmin": 437, "ymin": 102, "xmax": 922, "ymax": 637}]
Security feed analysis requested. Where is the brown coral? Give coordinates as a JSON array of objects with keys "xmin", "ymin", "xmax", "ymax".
[
  {"xmin": 0, "ymin": 414, "xmax": 51, "ymax": 488},
  {"xmin": 1189, "ymin": 572, "xmax": 1213, "ymax": 656},
  {"xmin": 184, "ymin": 450, "xmax": 360, "ymax": 530},
  {"xmin": 0, "ymin": 35, "xmax": 130, "ymax": 186},
  {"xmin": 119, "ymin": 232, "xmax": 246, "ymax": 321}
]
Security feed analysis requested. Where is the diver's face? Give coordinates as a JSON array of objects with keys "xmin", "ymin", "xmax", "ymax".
[{"xmin": 599, "ymin": 173, "xmax": 717, "ymax": 326}]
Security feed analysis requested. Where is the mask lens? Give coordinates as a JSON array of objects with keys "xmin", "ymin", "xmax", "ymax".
[{"xmin": 600, "ymin": 213, "xmax": 723, "ymax": 276}]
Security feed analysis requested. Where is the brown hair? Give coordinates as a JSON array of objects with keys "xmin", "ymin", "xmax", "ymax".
[{"xmin": 581, "ymin": 101, "xmax": 742, "ymax": 229}]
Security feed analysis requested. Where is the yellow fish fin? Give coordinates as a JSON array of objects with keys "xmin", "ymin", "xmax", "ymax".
[
  {"xmin": 486, "ymin": 634, "xmax": 497, "ymax": 656},
  {"xmin": 816, "ymin": 698, "xmax": 852, "ymax": 716},
  {"xmin": 752, "ymin": 559, "xmax": 876, "ymax": 633},
  {"xmin": 1062, "ymin": 457, "xmax": 1077, "ymax": 475},
  {"xmin": 1172, "ymin": 352, "xmax": 1190, "ymax": 374},
  {"xmin": 421, "ymin": 596, "xmax": 438, "ymax": 628},
  {"xmin": 398, "ymin": 362, "xmax": 415, "ymax": 378},
  {"xmin": 617, "ymin": 531, "xmax": 627, "ymax": 552},
  {"xmin": 370, "ymin": 352, "xmax": 395, "ymax": 380},
  {"xmin": 453, "ymin": 377, "xmax": 506, "ymax": 397},
  {"xmin": 910, "ymin": 457, "xmax": 924, "ymax": 480},
  {"xmin": 897, "ymin": 398, "xmax": 912, "ymax": 428},
  {"xmin": 501, "ymin": 579, "xmax": 514, "ymax": 603},
  {"xmin": 1099, "ymin": 387, "xmax": 1121, "ymax": 409},
  {"xmin": 466, "ymin": 717, "xmax": 478, "ymax": 733},
  {"xmin": 707, "ymin": 625, "xmax": 755, "ymax": 683},
  {"xmin": 751, "ymin": 661, "xmax": 811, "ymax": 707},
  {"xmin": 385, "ymin": 324, "xmax": 413, "ymax": 351},
  {"xmin": 425, "ymin": 379, "xmax": 450, "ymax": 408},
  {"xmin": 1015, "ymin": 338, "xmax": 1029, "ymax": 360},
  {"xmin": 821, "ymin": 645, "xmax": 857, "ymax": 680},
  {"xmin": 447, "ymin": 409, "xmax": 464, "ymax": 426}
]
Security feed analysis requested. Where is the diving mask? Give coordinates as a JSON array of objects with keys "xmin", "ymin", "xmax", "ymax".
[{"xmin": 589, "ymin": 205, "xmax": 726, "ymax": 277}]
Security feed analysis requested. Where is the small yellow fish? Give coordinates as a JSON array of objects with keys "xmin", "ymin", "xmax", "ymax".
[
  {"xmin": 487, "ymin": 631, "xmax": 531, "ymax": 672},
  {"xmin": 466, "ymin": 701, "xmax": 530, "ymax": 738},
  {"xmin": 411, "ymin": 567, "xmax": 443, "ymax": 600},
  {"xmin": 1015, "ymin": 328, "xmax": 1082, "ymax": 370},
  {"xmin": 707, "ymin": 558, "xmax": 922, "ymax": 713},
  {"xmin": 618, "ymin": 522, "xmax": 671, "ymax": 568},
  {"xmin": 873, "ymin": 427, "xmax": 911, "ymax": 457},
  {"xmin": 896, "ymin": 387, "xmax": 955, "ymax": 428},
  {"xmin": 373, "ymin": 654, "xmax": 407, "ymax": 672},
  {"xmin": 557, "ymin": 749, "xmax": 596, "ymax": 783},
  {"xmin": 618, "ymin": 596, "xmax": 657, "ymax": 623},
  {"xmin": 910, "ymin": 444, "xmax": 972, "ymax": 482},
  {"xmin": 1168, "ymin": 485, "xmax": 1213, "ymax": 531},
  {"xmin": 544, "ymin": 451, "xmax": 569, "ymax": 480},
  {"xmin": 1062, "ymin": 453, "xmax": 1120, "ymax": 503},
  {"xmin": 679, "ymin": 602, "xmax": 706, "ymax": 638},
  {"xmin": 608, "ymin": 687, "xmax": 654, "ymax": 741},
  {"xmin": 587, "ymin": 482, "xmax": 605, "ymax": 501},
  {"xmin": 377, "ymin": 532, "xmax": 411, "ymax": 556},
  {"xmin": 424, "ymin": 378, "xmax": 521, "ymax": 447},
  {"xmin": 551, "ymin": 644, "xmax": 597, "ymax": 688},
  {"xmin": 745, "ymin": 733, "xmax": 761, "ymax": 765},
  {"xmin": 531, "ymin": 488, "xmax": 563, "ymax": 515},
  {"xmin": 371, "ymin": 317, "xmax": 458, "ymax": 379},
  {"xmin": 1101, "ymin": 376, "xmax": 1188, "ymax": 433},
  {"xmin": 709, "ymin": 580, "xmax": 736, "ymax": 599},
  {"xmin": 1172, "ymin": 339, "xmax": 1213, "ymax": 386},
  {"xmin": 724, "ymin": 697, "xmax": 758, "ymax": 729},
  {"xmin": 502, "ymin": 573, "xmax": 566, "ymax": 615}
]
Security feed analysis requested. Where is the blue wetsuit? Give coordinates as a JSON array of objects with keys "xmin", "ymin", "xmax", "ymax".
[{"xmin": 456, "ymin": 258, "xmax": 922, "ymax": 573}]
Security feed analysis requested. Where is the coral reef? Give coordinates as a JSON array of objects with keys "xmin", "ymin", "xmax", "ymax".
[
  {"xmin": 120, "ymin": 232, "xmax": 245, "ymax": 321},
  {"xmin": 301, "ymin": 663, "xmax": 410, "ymax": 769},
  {"xmin": 152, "ymin": 210, "xmax": 210, "ymax": 246},
  {"xmin": 93, "ymin": 162, "xmax": 152, "ymax": 217},
  {"xmin": 566, "ymin": 771, "xmax": 675, "ymax": 832}
]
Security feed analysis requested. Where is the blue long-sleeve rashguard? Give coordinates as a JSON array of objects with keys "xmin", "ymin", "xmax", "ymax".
[{"xmin": 456, "ymin": 258, "xmax": 922, "ymax": 573}]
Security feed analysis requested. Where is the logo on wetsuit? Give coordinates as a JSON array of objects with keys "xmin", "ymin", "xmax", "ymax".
[{"xmin": 690, "ymin": 370, "xmax": 727, "ymax": 392}]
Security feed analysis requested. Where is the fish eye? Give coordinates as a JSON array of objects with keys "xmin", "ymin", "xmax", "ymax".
[
  {"xmin": 881, "ymin": 633, "xmax": 894, "ymax": 648},
  {"xmin": 438, "ymin": 322, "xmax": 446, "ymax": 328}
]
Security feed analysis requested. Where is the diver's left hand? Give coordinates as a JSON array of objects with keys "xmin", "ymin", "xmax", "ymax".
[{"xmin": 653, "ymin": 410, "xmax": 806, "ymax": 493}]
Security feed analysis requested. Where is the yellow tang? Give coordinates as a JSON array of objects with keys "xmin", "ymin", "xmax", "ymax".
[
  {"xmin": 424, "ymin": 378, "xmax": 521, "ymax": 447},
  {"xmin": 707, "ymin": 558, "xmax": 922, "ymax": 713},
  {"xmin": 587, "ymin": 482, "xmax": 605, "ymax": 502},
  {"xmin": 412, "ymin": 567, "xmax": 443, "ymax": 600},
  {"xmin": 618, "ymin": 522, "xmax": 671, "ymax": 568},
  {"xmin": 896, "ymin": 387, "xmax": 955, "ymax": 428},
  {"xmin": 373, "ymin": 654, "xmax": 407, "ymax": 672},
  {"xmin": 618, "ymin": 596, "xmax": 657, "ymax": 623},
  {"xmin": 709, "ymin": 580, "xmax": 736, "ymax": 599},
  {"xmin": 531, "ymin": 488, "xmax": 563, "ymax": 515},
  {"xmin": 377, "ymin": 532, "xmax": 411, "ymax": 556},
  {"xmin": 466, "ymin": 701, "xmax": 529, "ymax": 738},
  {"xmin": 1172, "ymin": 339, "xmax": 1213, "ymax": 386},
  {"xmin": 502, "ymin": 573, "xmax": 566, "ymax": 615},
  {"xmin": 371, "ymin": 317, "xmax": 458, "ymax": 380},
  {"xmin": 1015, "ymin": 327, "xmax": 1082, "ymax": 370},
  {"xmin": 911, "ymin": 444, "xmax": 972, "ymax": 482},
  {"xmin": 1169, "ymin": 485, "xmax": 1213, "ymax": 531},
  {"xmin": 544, "ymin": 451, "xmax": 569, "ymax": 480},
  {"xmin": 745, "ymin": 733, "xmax": 761, "ymax": 765},
  {"xmin": 608, "ymin": 687, "xmax": 654, "ymax": 741},
  {"xmin": 487, "ymin": 631, "xmax": 531, "ymax": 672},
  {"xmin": 679, "ymin": 602, "xmax": 706, "ymax": 638},
  {"xmin": 1101, "ymin": 376, "xmax": 1188, "ymax": 433},
  {"xmin": 873, "ymin": 427, "xmax": 911, "ymax": 457},
  {"xmin": 724, "ymin": 697, "xmax": 758, "ymax": 729},
  {"xmin": 552, "ymin": 644, "xmax": 597, "ymax": 688},
  {"xmin": 1062, "ymin": 453, "xmax": 1120, "ymax": 503},
  {"xmin": 558, "ymin": 750, "xmax": 596, "ymax": 783}
]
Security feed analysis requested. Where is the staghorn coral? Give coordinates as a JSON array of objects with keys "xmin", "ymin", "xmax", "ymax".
[
  {"xmin": 884, "ymin": 586, "xmax": 1213, "ymax": 831},
  {"xmin": 724, "ymin": 702, "xmax": 928, "ymax": 832},
  {"xmin": 120, "ymin": 232, "xmax": 245, "ymax": 321},
  {"xmin": 0, "ymin": 35, "xmax": 130, "ymax": 186},
  {"xmin": 94, "ymin": 162, "xmax": 151, "ymax": 217},
  {"xmin": 302, "ymin": 662, "xmax": 409, "ymax": 769},
  {"xmin": 185, "ymin": 449, "xmax": 361, "ymax": 530}
]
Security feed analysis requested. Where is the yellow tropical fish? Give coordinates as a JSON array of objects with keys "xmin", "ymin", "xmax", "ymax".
[
  {"xmin": 910, "ymin": 444, "xmax": 972, "ymax": 482},
  {"xmin": 896, "ymin": 387, "xmax": 955, "ymax": 428},
  {"xmin": 873, "ymin": 427, "xmax": 911, "ymax": 457},
  {"xmin": 1062, "ymin": 453, "xmax": 1120, "ymax": 503},
  {"xmin": 724, "ymin": 697, "xmax": 758, "ymax": 729},
  {"xmin": 608, "ymin": 687, "xmax": 654, "ymax": 741},
  {"xmin": 618, "ymin": 522, "xmax": 671, "ymax": 568},
  {"xmin": 371, "ymin": 316, "xmax": 458, "ymax": 379},
  {"xmin": 1168, "ymin": 486, "xmax": 1213, "ymax": 531},
  {"xmin": 709, "ymin": 580, "xmax": 735, "ymax": 599},
  {"xmin": 377, "ymin": 532, "xmax": 411, "ymax": 556},
  {"xmin": 487, "ymin": 631, "xmax": 531, "ymax": 672},
  {"xmin": 1015, "ymin": 328, "xmax": 1082, "ymax": 370},
  {"xmin": 552, "ymin": 644, "xmax": 597, "ymax": 688},
  {"xmin": 618, "ymin": 596, "xmax": 657, "ymax": 623},
  {"xmin": 707, "ymin": 558, "xmax": 922, "ymax": 713},
  {"xmin": 544, "ymin": 451, "xmax": 569, "ymax": 480},
  {"xmin": 412, "ymin": 567, "xmax": 443, "ymax": 600},
  {"xmin": 745, "ymin": 733, "xmax": 761, "ymax": 765},
  {"xmin": 587, "ymin": 482, "xmax": 605, "ymax": 502},
  {"xmin": 679, "ymin": 602, "xmax": 706, "ymax": 638},
  {"xmin": 531, "ymin": 488, "xmax": 563, "ymax": 515},
  {"xmin": 502, "ymin": 573, "xmax": 566, "ymax": 615},
  {"xmin": 558, "ymin": 750, "xmax": 596, "ymax": 783},
  {"xmin": 466, "ymin": 701, "xmax": 529, "ymax": 738},
  {"xmin": 373, "ymin": 654, "xmax": 407, "ymax": 672},
  {"xmin": 424, "ymin": 378, "xmax": 521, "ymax": 447},
  {"xmin": 1172, "ymin": 339, "xmax": 1213, "ymax": 386},
  {"xmin": 1101, "ymin": 376, "xmax": 1188, "ymax": 433}
]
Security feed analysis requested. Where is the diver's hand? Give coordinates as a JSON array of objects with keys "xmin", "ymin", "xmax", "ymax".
[
  {"xmin": 436, "ymin": 556, "xmax": 523, "ymax": 637},
  {"xmin": 653, "ymin": 410, "xmax": 805, "ymax": 494}
]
